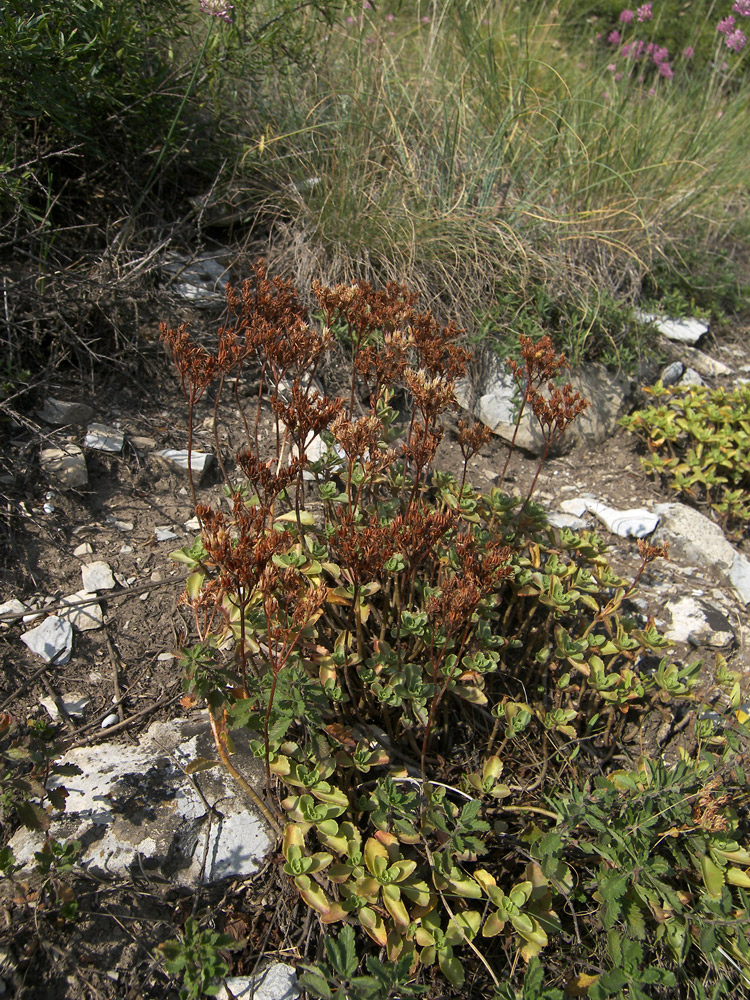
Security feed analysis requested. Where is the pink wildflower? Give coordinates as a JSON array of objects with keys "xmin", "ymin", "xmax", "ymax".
[
  {"xmin": 653, "ymin": 45, "xmax": 669, "ymax": 63},
  {"xmin": 718, "ymin": 15, "xmax": 736, "ymax": 34},
  {"xmin": 199, "ymin": 0, "xmax": 233, "ymax": 21},
  {"xmin": 385, "ymin": 12, "xmax": 395, "ymax": 21},
  {"xmin": 637, "ymin": 3, "xmax": 653, "ymax": 20},
  {"xmin": 725, "ymin": 27, "xmax": 747, "ymax": 50},
  {"xmin": 607, "ymin": 62, "xmax": 617, "ymax": 71},
  {"xmin": 620, "ymin": 8, "xmax": 635, "ymax": 22},
  {"xmin": 421, "ymin": 16, "xmax": 430, "ymax": 23},
  {"xmin": 614, "ymin": 71, "xmax": 624, "ymax": 80},
  {"xmin": 648, "ymin": 86, "xmax": 657, "ymax": 96},
  {"xmin": 658, "ymin": 61, "xmax": 674, "ymax": 78},
  {"xmin": 682, "ymin": 46, "xmax": 694, "ymax": 59},
  {"xmin": 733, "ymin": 0, "xmax": 750, "ymax": 14},
  {"xmin": 608, "ymin": 29, "xmax": 622, "ymax": 44}
]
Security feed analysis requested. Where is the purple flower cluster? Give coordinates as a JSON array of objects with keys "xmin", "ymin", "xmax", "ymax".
[
  {"xmin": 603, "ymin": 1, "xmax": 748, "ymax": 92},
  {"xmin": 718, "ymin": 13, "xmax": 748, "ymax": 52},
  {"xmin": 199, "ymin": 0, "xmax": 233, "ymax": 22}
]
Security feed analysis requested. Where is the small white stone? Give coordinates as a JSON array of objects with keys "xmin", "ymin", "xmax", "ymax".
[
  {"xmin": 85, "ymin": 423, "xmax": 125, "ymax": 453},
  {"xmin": 73, "ymin": 542, "xmax": 93, "ymax": 557},
  {"xmin": 183, "ymin": 516, "xmax": 201, "ymax": 531},
  {"xmin": 0, "ymin": 598, "xmax": 27, "ymax": 626},
  {"xmin": 37, "ymin": 397, "xmax": 94, "ymax": 426},
  {"xmin": 81, "ymin": 561, "xmax": 116, "ymax": 592},
  {"xmin": 157, "ymin": 449, "xmax": 213, "ymax": 477},
  {"xmin": 105, "ymin": 516, "xmax": 134, "ymax": 532},
  {"xmin": 154, "ymin": 526, "xmax": 179, "ymax": 542},
  {"xmin": 215, "ymin": 965, "xmax": 299, "ymax": 1000},
  {"xmin": 58, "ymin": 591, "xmax": 103, "ymax": 631},
  {"xmin": 120, "ymin": 545, "xmax": 134, "ymax": 554},
  {"xmin": 157, "ymin": 652, "xmax": 174, "ymax": 661},
  {"xmin": 21, "ymin": 616, "xmax": 73, "ymax": 664},
  {"xmin": 101, "ymin": 713, "xmax": 119, "ymax": 729}
]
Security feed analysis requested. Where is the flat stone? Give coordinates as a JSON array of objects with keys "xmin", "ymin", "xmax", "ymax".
[
  {"xmin": 37, "ymin": 397, "xmax": 94, "ymax": 426},
  {"xmin": 664, "ymin": 596, "xmax": 734, "ymax": 648},
  {"xmin": 85, "ymin": 423, "xmax": 125, "ymax": 453},
  {"xmin": 154, "ymin": 526, "xmax": 179, "ymax": 542},
  {"xmin": 8, "ymin": 715, "xmax": 273, "ymax": 885},
  {"xmin": 129, "ymin": 435, "xmax": 156, "ymax": 452},
  {"xmin": 637, "ymin": 311, "xmax": 708, "ymax": 345},
  {"xmin": 40, "ymin": 691, "xmax": 91, "ymax": 721},
  {"xmin": 20, "ymin": 616, "xmax": 73, "ymax": 665},
  {"xmin": 105, "ymin": 515, "xmax": 134, "ymax": 532},
  {"xmin": 156, "ymin": 449, "xmax": 213, "ymax": 480},
  {"xmin": 216, "ymin": 966, "xmax": 299, "ymax": 1000},
  {"xmin": 584, "ymin": 500, "xmax": 659, "ymax": 538},
  {"xmin": 678, "ymin": 367, "xmax": 705, "ymax": 387},
  {"xmin": 653, "ymin": 502, "xmax": 750, "ymax": 605},
  {"xmin": 687, "ymin": 349, "xmax": 731, "ymax": 378},
  {"xmin": 547, "ymin": 512, "xmax": 588, "ymax": 530},
  {"xmin": 81, "ymin": 561, "xmax": 116, "ymax": 592},
  {"xmin": 58, "ymin": 591, "xmax": 103, "ymax": 631},
  {"xmin": 40, "ymin": 445, "xmax": 88, "ymax": 488},
  {"xmin": 0, "ymin": 598, "xmax": 27, "ymax": 626},
  {"xmin": 73, "ymin": 542, "xmax": 93, "ymax": 557}
]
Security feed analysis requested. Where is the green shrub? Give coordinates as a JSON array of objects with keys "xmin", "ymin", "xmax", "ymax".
[
  {"xmin": 621, "ymin": 382, "xmax": 750, "ymax": 533},
  {"xmin": 159, "ymin": 265, "xmax": 750, "ymax": 995}
]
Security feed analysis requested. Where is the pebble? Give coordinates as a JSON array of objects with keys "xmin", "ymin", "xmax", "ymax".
[
  {"xmin": 21, "ymin": 616, "xmax": 73, "ymax": 665},
  {"xmin": 81, "ymin": 561, "xmax": 116, "ymax": 592},
  {"xmin": 85, "ymin": 423, "xmax": 125, "ymax": 453},
  {"xmin": 74, "ymin": 542, "xmax": 94, "ymax": 557},
  {"xmin": 58, "ymin": 591, "xmax": 103, "ymax": 631},
  {"xmin": 40, "ymin": 691, "xmax": 91, "ymax": 720}
]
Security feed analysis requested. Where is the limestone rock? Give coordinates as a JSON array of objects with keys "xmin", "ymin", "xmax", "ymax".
[
  {"xmin": 85, "ymin": 423, "xmax": 125, "ymax": 453},
  {"xmin": 38, "ymin": 397, "xmax": 94, "ymax": 426},
  {"xmin": 58, "ymin": 591, "xmax": 103, "ymax": 631},
  {"xmin": 653, "ymin": 502, "xmax": 750, "ymax": 604},
  {"xmin": 664, "ymin": 596, "xmax": 735, "ymax": 648},
  {"xmin": 156, "ymin": 449, "xmax": 213, "ymax": 481},
  {"xmin": 40, "ymin": 444, "xmax": 88, "ymax": 488},
  {"xmin": 637, "ymin": 311, "xmax": 708, "ymax": 345},
  {"xmin": 20, "ymin": 615, "xmax": 73, "ymax": 665},
  {"xmin": 162, "ymin": 252, "xmax": 228, "ymax": 308},
  {"xmin": 9, "ymin": 715, "xmax": 274, "ymax": 885},
  {"xmin": 216, "ymin": 966, "xmax": 299, "ymax": 1000},
  {"xmin": 81, "ymin": 561, "xmax": 116, "ymax": 592}
]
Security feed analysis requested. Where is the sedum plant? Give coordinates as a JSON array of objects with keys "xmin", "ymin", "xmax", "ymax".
[
  {"xmin": 621, "ymin": 381, "xmax": 750, "ymax": 533},
  {"xmin": 161, "ymin": 263, "xmax": 744, "ymax": 995}
]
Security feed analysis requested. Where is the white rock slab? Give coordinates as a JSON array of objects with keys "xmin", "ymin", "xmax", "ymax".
[
  {"xmin": 653, "ymin": 502, "xmax": 750, "ymax": 605},
  {"xmin": 216, "ymin": 966, "xmax": 299, "ymax": 1000},
  {"xmin": 40, "ymin": 445, "xmax": 88, "ymax": 488},
  {"xmin": 9, "ymin": 715, "xmax": 273, "ymax": 885},
  {"xmin": 85, "ymin": 423, "xmax": 125, "ymax": 453},
  {"xmin": 58, "ymin": 591, "xmax": 103, "ymax": 631},
  {"xmin": 81, "ymin": 561, "xmax": 116, "ymax": 592},
  {"xmin": 547, "ymin": 512, "xmax": 588, "ymax": 530},
  {"xmin": 660, "ymin": 362, "xmax": 684, "ymax": 386},
  {"xmin": 157, "ymin": 449, "xmax": 213, "ymax": 479},
  {"xmin": 687, "ymin": 349, "xmax": 731, "ymax": 378},
  {"xmin": 637, "ymin": 311, "xmax": 708, "ymax": 345},
  {"xmin": 664, "ymin": 596, "xmax": 734, "ymax": 648},
  {"xmin": 73, "ymin": 542, "xmax": 93, "ymax": 557},
  {"xmin": 37, "ymin": 397, "xmax": 94, "ymax": 426},
  {"xmin": 20, "ymin": 616, "xmax": 73, "ymax": 664}
]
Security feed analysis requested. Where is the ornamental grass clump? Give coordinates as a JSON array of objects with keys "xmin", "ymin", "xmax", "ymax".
[{"xmin": 161, "ymin": 263, "xmax": 748, "ymax": 995}]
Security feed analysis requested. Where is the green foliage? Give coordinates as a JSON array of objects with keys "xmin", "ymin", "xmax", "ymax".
[
  {"xmin": 299, "ymin": 923, "xmax": 425, "ymax": 1000},
  {"xmin": 159, "ymin": 917, "xmax": 239, "ymax": 1000},
  {"xmin": 0, "ymin": 713, "xmax": 81, "ymax": 834},
  {"xmin": 621, "ymin": 382, "xmax": 750, "ymax": 532},
  {"xmin": 160, "ymin": 265, "xmax": 747, "ymax": 997}
]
